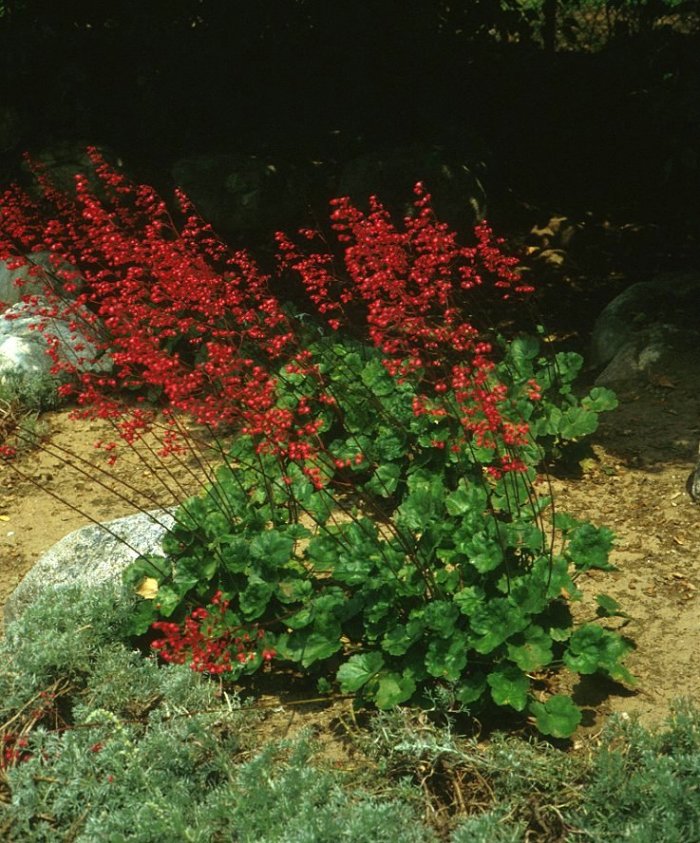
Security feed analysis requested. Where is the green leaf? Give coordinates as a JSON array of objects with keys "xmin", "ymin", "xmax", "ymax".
[
  {"xmin": 249, "ymin": 530, "xmax": 294, "ymax": 567},
  {"xmin": 337, "ymin": 652, "xmax": 385, "ymax": 692},
  {"xmin": 445, "ymin": 480, "xmax": 487, "ymax": 517},
  {"xmin": 566, "ymin": 523, "xmax": 616, "ymax": 571},
  {"xmin": 421, "ymin": 601, "xmax": 460, "ymax": 638},
  {"xmin": 239, "ymin": 579, "xmax": 274, "ymax": 620},
  {"xmin": 151, "ymin": 585, "xmax": 182, "ymax": 617},
  {"xmin": 564, "ymin": 624, "xmax": 635, "ymax": 684},
  {"xmin": 595, "ymin": 593, "xmax": 629, "ymax": 619},
  {"xmin": 374, "ymin": 429, "xmax": 407, "ymax": 461},
  {"xmin": 397, "ymin": 479, "xmax": 445, "ymax": 530},
  {"xmin": 530, "ymin": 695, "xmax": 582, "ymax": 738},
  {"xmin": 278, "ymin": 629, "xmax": 343, "ymax": 668},
  {"xmin": 507, "ymin": 626, "xmax": 554, "ymax": 672},
  {"xmin": 375, "ymin": 672, "xmax": 417, "ymax": 708},
  {"xmin": 454, "ymin": 672, "xmax": 487, "ymax": 705},
  {"xmin": 487, "ymin": 666, "xmax": 529, "ymax": 711},
  {"xmin": 381, "ymin": 620, "xmax": 425, "ymax": 656},
  {"xmin": 554, "ymin": 351, "xmax": 584, "ymax": 383},
  {"xmin": 532, "ymin": 554, "xmax": 580, "ymax": 600},
  {"xmin": 453, "ymin": 586, "xmax": 485, "ymax": 617},
  {"xmin": 128, "ymin": 599, "xmax": 159, "ymax": 635},
  {"xmin": 559, "ymin": 406, "xmax": 599, "ymax": 439},
  {"xmin": 508, "ymin": 335, "xmax": 540, "ymax": 374},
  {"xmin": 462, "ymin": 531, "xmax": 504, "ymax": 574},
  {"xmin": 360, "ymin": 358, "xmax": 395, "ymax": 396},
  {"xmin": 275, "ymin": 577, "xmax": 313, "ymax": 606},
  {"xmin": 581, "ymin": 387, "xmax": 618, "ymax": 413},
  {"xmin": 219, "ymin": 537, "xmax": 251, "ymax": 574},
  {"xmin": 365, "ymin": 462, "xmax": 401, "ymax": 498},
  {"xmin": 471, "ymin": 599, "xmax": 528, "ymax": 654},
  {"xmin": 553, "ymin": 512, "xmax": 578, "ymax": 532},
  {"xmin": 425, "ymin": 634, "xmax": 470, "ymax": 681},
  {"xmin": 284, "ymin": 607, "xmax": 313, "ymax": 629}
]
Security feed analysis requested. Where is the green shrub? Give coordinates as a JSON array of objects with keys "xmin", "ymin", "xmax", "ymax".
[
  {"xmin": 0, "ymin": 586, "xmax": 698, "ymax": 841},
  {"xmin": 126, "ymin": 332, "xmax": 627, "ymax": 738}
]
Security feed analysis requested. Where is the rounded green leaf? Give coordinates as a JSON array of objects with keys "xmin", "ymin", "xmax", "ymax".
[
  {"xmin": 530, "ymin": 695, "xmax": 582, "ymax": 738},
  {"xmin": 454, "ymin": 672, "xmax": 487, "ymax": 706},
  {"xmin": 507, "ymin": 626, "xmax": 554, "ymax": 672},
  {"xmin": 425, "ymin": 634, "xmax": 470, "ymax": 682},
  {"xmin": 487, "ymin": 666, "xmax": 529, "ymax": 711},
  {"xmin": 375, "ymin": 672, "xmax": 417, "ymax": 708},
  {"xmin": 337, "ymin": 652, "xmax": 385, "ymax": 693}
]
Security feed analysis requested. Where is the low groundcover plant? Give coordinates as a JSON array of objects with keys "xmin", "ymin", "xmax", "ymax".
[
  {"xmin": 0, "ymin": 151, "xmax": 630, "ymax": 738},
  {"xmin": 1, "ymin": 587, "xmax": 697, "ymax": 842}
]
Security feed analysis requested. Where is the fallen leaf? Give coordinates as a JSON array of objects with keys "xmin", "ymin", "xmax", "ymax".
[
  {"xmin": 648, "ymin": 373, "xmax": 676, "ymax": 389},
  {"xmin": 0, "ymin": 515, "xmax": 9, "ymax": 522},
  {"xmin": 135, "ymin": 577, "xmax": 159, "ymax": 600}
]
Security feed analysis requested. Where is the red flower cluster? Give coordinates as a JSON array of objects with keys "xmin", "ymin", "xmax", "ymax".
[
  {"xmin": 0, "ymin": 154, "xmax": 537, "ymax": 482},
  {"xmin": 278, "ymin": 183, "xmax": 536, "ymax": 474},
  {"xmin": 2, "ymin": 732, "xmax": 30, "ymax": 769},
  {"xmin": 150, "ymin": 591, "xmax": 275, "ymax": 674}
]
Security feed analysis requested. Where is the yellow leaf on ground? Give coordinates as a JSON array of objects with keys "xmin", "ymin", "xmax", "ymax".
[{"xmin": 135, "ymin": 577, "xmax": 159, "ymax": 600}]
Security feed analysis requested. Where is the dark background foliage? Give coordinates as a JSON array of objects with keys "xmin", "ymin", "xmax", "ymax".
[{"xmin": 0, "ymin": 1, "xmax": 699, "ymax": 232}]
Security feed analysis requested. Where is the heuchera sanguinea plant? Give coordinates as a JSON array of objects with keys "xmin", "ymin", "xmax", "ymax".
[{"xmin": 0, "ymin": 150, "xmax": 629, "ymax": 737}]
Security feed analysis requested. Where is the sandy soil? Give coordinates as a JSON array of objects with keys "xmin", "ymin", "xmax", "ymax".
[{"xmin": 1, "ymin": 359, "xmax": 699, "ymax": 732}]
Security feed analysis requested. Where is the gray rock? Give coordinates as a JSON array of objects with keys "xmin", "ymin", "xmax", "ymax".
[
  {"xmin": 687, "ymin": 451, "xmax": 700, "ymax": 503},
  {"xmin": 0, "ymin": 105, "xmax": 21, "ymax": 154},
  {"xmin": 591, "ymin": 272, "xmax": 700, "ymax": 385},
  {"xmin": 0, "ymin": 252, "xmax": 64, "ymax": 308},
  {"xmin": 20, "ymin": 142, "xmax": 125, "ymax": 197},
  {"xmin": 0, "ymin": 296, "xmax": 110, "ymax": 382},
  {"xmin": 591, "ymin": 273, "xmax": 700, "ymax": 369},
  {"xmin": 172, "ymin": 153, "xmax": 313, "ymax": 236},
  {"xmin": 4, "ymin": 509, "xmax": 175, "ymax": 627},
  {"xmin": 337, "ymin": 145, "xmax": 487, "ymax": 229},
  {"xmin": 594, "ymin": 326, "xmax": 699, "ymax": 386}
]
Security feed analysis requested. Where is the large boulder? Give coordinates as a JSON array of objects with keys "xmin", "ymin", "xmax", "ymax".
[
  {"xmin": 591, "ymin": 272, "xmax": 700, "ymax": 385},
  {"xmin": 337, "ymin": 145, "xmax": 487, "ymax": 230},
  {"xmin": 0, "ymin": 295, "xmax": 111, "ymax": 383},
  {"xmin": 1, "ymin": 254, "xmax": 50, "ymax": 308},
  {"xmin": 0, "ymin": 105, "xmax": 21, "ymax": 154},
  {"xmin": 4, "ymin": 509, "xmax": 175, "ymax": 627},
  {"xmin": 171, "ymin": 153, "xmax": 316, "ymax": 238},
  {"xmin": 0, "ymin": 252, "xmax": 74, "ymax": 309},
  {"xmin": 20, "ymin": 142, "xmax": 125, "ymax": 197}
]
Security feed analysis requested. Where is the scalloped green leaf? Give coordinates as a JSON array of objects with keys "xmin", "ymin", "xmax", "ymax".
[
  {"xmin": 381, "ymin": 620, "xmax": 425, "ymax": 656},
  {"xmin": 582, "ymin": 387, "xmax": 618, "ymax": 413},
  {"xmin": 566, "ymin": 523, "xmax": 616, "ymax": 571},
  {"xmin": 425, "ymin": 633, "xmax": 470, "ymax": 681},
  {"xmin": 564, "ymin": 624, "xmax": 635, "ymax": 684},
  {"xmin": 445, "ymin": 480, "xmax": 488, "ymax": 517},
  {"xmin": 337, "ymin": 652, "xmax": 385, "ymax": 692},
  {"xmin": 595, "ymin": 593, "xmax": 629, "ymax": 619},
  {"xmin": 487, "ymin": 666, "xmax": 529, "ymax": 711},
  {"xmin": 278, "ymin": 629, "xmax": 343, "ymax": 669},
  {"xmin": 454, "ymin": 671, "xmax": 487, "ymax": 705},
  {"xmin": 530, "ymin": 695, "xmax": 582, "ymax": 738},
  {"xmin": 365, "ymin": 462, "xmax": 401, "ymax": 498},
  {"xmin": 249, "ymin": 530, "xmax": 294, "ymax": 568},
  {"xmin": 375, "ymin": 672, "xmax": 417, "ymax": 708},
  {"xmin": 507, "ymin": 626, "xmax": 553, "ymax": 672}
]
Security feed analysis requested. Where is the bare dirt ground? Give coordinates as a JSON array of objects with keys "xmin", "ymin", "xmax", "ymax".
[{"xmin": 1, "ymin": 355, "xmax": 699, "ymax": 735}]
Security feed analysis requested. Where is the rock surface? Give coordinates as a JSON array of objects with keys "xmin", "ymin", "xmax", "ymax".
[
  {"xmin": 591, "ymin": 272, "xmax": 700, "ymax": 385},
  {"xmin": 172, "ymin": 153, "xmax": 316, "ymax": 237},
  {"xmin": 0, "ymin": 253, "xmax": 60, "ymax": 308},
  {"xmin": 4, "ymin": 509, "xmax": 175, "ymax": 627},
  {"xmin": 0, "ymin": 296, "xmax": 110, "ymax": 382},
  {"xmin": 337, "ymin": 145, "xmax": 487, "ymax": 229}
]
